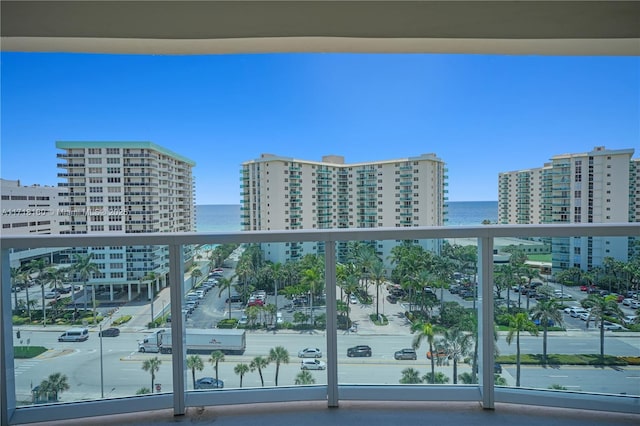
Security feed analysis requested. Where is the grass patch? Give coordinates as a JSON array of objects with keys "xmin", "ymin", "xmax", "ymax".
[
  {"xmin": 526, "ymin": 254, "xmax": 552, "ymax": 262},
  {"xmin": 14, "ymin": 346, "xmax": 48, "ymax": 359},
  {"xmin": 495, "ymin": 353, "xmax": 637, "ymax": 366}
]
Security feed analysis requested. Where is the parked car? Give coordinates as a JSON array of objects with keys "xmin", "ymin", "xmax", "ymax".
[
  {"xmin": 394, "ymin": 348, "xmax": 417, "ymax": 360},
  {"xmin": 386, "ymin": 295, "xmax": 398, "ymax": 304},
  {"xmin": 349, "ymin": 294, "xmax": 358, "ymax": 304},
  {"xmin": 301, "ymin": 359, "xmax": 326, "ymax": 370},
  {"xmin": 600, "ymin": 321, "xmax": 627, "ymax": 331},
  {"xmin": 494, "ymin": 363, "xmax": 503, "ymax": 374},
  {"xmin": 622, "ymin": 315, "xmax": 638, "ymax": 326},
  {"xmin": 622, "ymin": 298, "xmax": 634, "ymax": 306},
  {"xmin": 99, "ymin": 327, "xmax": 120, "ymax": 337},
  {"xmin": 44, "ymin": 291, "xmax": 59, "ymax": 299},
  {"xmin": 298, "ymin": 347, "xmax": 323, "ymax": 358},
  {"xmin": 238, "ymin": 315, "xmax": 248, "ymax": 326},
  {"xmin": 195, "ymin": 377, "xmax": 224, "ymax": 389},
  {"xmin": 569, "ymin": 308, "xmax": 588, "ymax": 318},
  {"xmin": 563, "ymin": 306, "xmax": 581, "ymax": 314},
  {"xmin": 225, "ymin": 295, "xmax": 242, "ymax": 303},
  {"xmin": 347, "ymin": 345, "xmax": 372, "ymax": 357}
]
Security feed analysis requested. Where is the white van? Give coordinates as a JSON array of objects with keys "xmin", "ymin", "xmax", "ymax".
[{"xmin": 58, "ymin": 328, "xmax": 89, "ymax": 342}]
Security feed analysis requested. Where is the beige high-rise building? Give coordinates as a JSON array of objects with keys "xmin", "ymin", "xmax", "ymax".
[
  {"xmin": 56, "ymin": 141, "xmax": 196, "ymax": 299},
  {"xmin": 241, "ymin": 153, "xmax": 447, "ymax": 264},
  {"xmin": 498, "ymin": 146, "xmax": 637, "ymax": 274}
]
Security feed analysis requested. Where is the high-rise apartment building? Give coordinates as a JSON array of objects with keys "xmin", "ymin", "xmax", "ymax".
[
  {"xmin": 1, "ymin": 178, "xmax": 70, "ymax": 268},
  {"xmin": 241, "ymin": 153, "xmax": 447, "ymax": 264},
  {"xmin": 56, "ymin": 141, "xmax": 196, "ymax": 300},
  {"xmin": 498, "ymin": 146, "xmax": 637, "ymax": 274}
]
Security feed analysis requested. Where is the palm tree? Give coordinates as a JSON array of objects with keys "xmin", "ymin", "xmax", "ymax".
[
  {"xmin": 141, "ymin": 356, "xmax": 162, "ymax": 392},
  {"xmin": 530, "ymin": 299, "xmax": 564, "ymax": 364},
  {"xmin": 191, "ymin": 268, "xmax": 202, "ymax": 287},
  {"xmin": 17, "ymin": 268, "xmax": 33, "ymax": 320},
  {"xmin": 209, "ymin": 350, "xmax": 225, "ymax": 383},
  {"xmin": 434, "ymin": 255, "xmax": 455, "ymax": 312},
  {"xmin": 217, "ymin": 276, "xmax": 236, "ymax": 319},
  {"xmin": 249, "ymin": 356, "xmax": 269, "ymax": 387},
  {"xmin": 441, "ymin": 328, "xmax": 472, "ymax": 384},
  {"xmin": 423, "ymin": 372, "xmax": 450, "ymax": 384},
  {"xmin": 521, "ymin": 266, "xmax": 541, "ymax": 308},
  {"xmin": 234, "ymin": 363, "xmax": 250, "ymax": 388},
  {"xmin": 411, "ymin": 322, "xmax": 436, "ymax": 383},
  {"xmin": 399, "ymin": 368, "xmax": 422, "ymax": 384},
  {"xmin": 27, "ymin": 258, "xmax": 49, "ymax": 325},
  {"xmin": 582, "ymin": 294, "xmax": 624, "ymax": 364},
  {"xmin": 370, "ymin": 259, "xmax": 386, "ymax": 319},
  {"xmin": 38, "ymin": 372, "xmax": 70, "ymax": 401},
  {"xmin": 11, "ymin": 267, "xmax": 28, "ymax": 314},
  {"xmin": 505, "ymin": 312, "xmax": 538, "ymax": 387},
  {"xmin": 268, "ymin": 346, "xmax": 289, "ymax": 386},
  {"xmin": 458, "ymin": 372, "xmax": 475, "ymax": 384},
  {"xmin": 301, "ymin": 265, "xmax": 322, "ymax": 326},
  {"xmin": 295, "ymin": 370, "xmax": 315, "ymax": 385},
  {"xmin": 72, "ymin": 253, "xmax": 100, "ymax": 313},
  {"xmin": 186, "ymin": 355, "xmax": 204, "ymax": 389}
]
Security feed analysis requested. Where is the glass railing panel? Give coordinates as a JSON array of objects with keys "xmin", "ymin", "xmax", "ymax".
[
  {"xmin": 492, "ymin": 233, "xmax": 639, "ymax": 397},
  {"xmin": 10, "ymin": 244, "xmax": 173, "ymax": 405},
  {"xmin": 184, "ymin": 241, "xmax": 328, "ymax": 390},
  {"xmin": 333, "ymin": 237, "xmax": 480, "ymax": 387}
]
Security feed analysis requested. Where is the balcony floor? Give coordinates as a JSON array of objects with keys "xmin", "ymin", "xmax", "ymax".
[{"xmin": 16, "ymin": 401, "xmax": 640, "ymax": 426}]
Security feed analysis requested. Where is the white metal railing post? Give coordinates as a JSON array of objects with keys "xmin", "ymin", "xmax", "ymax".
[
  {"xmin": 1, "ymin": 248, "xmax": 16, "ymax": 425},
  {"xmin": 478, "ymin": 235, "xmax": 495, "ymax": 409},
  {"xmin": 169, "ymin": 243, "xmax": 186, "ymax": 416},
  {"xmin": 324, "ymin": 240, "xmax": 338, "ymax": 407}
]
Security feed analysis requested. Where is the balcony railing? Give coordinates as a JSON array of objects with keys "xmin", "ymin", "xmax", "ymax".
[{"xmin": 1, "ymin": 223, "xmax": 639, "ymax": 425}]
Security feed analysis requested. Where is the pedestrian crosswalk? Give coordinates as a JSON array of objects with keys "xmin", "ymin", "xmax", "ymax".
[{"xmin": 14, "ymin": 360, "xmax": 41, "ymax": 376}]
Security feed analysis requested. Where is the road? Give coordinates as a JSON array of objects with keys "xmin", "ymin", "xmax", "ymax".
[{"xmin": 12, "ymin": 328, "xmax": 640, "ymax": 404}]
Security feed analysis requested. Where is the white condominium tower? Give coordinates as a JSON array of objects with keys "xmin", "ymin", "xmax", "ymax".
[
  {"xmin": 56, "ymin": 141, "xmax": 196, "ymax": 300},
  {"xmin": 498, "ymin": 146, "xmax": 638, "ymax": 274},
  {"xmin": 241, "ymin": 153, "xmax": 447, "ymax": 264}
]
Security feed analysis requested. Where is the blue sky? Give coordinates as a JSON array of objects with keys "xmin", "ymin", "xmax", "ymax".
[{"xmin": 1, "ymin": 53, "xmax": 638, "ymax": 205}]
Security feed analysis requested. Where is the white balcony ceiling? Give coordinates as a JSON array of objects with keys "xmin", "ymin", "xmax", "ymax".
[{"xmin": 1, "ymin": 1, "xmax": 639, "ymax": 55}]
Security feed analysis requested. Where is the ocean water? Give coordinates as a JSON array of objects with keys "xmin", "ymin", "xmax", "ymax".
[
  {"xmin": 445, "ymin": 201, "xmax": 498, "ymax": 226},
  {"xmin": 196, "ymin": 201, "xmax": 498, "ymax": 232}
]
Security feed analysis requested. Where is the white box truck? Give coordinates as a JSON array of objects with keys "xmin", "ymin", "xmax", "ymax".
[{"xmin": 138, "ymin": 328, "xmax": 246, "ymax": 355}]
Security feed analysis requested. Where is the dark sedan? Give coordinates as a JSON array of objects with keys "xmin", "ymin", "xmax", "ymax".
[
  {"xmin": 99, "ymin": 327, "xmax": 120, "ymax": 337},
  {"xmin": 347, "ymin": 345, "xmax": 372, "ymax": 357}
]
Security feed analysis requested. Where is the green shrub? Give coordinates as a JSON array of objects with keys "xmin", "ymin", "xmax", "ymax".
[
  {"xmin": 496, "ymin": 353, "xmax": 629, "ymax": 366},
  {"xmin": 112, "ymin": 315, "xmax": 132, "ymax": 326},
  {"xmin": 217, "ymin": 318, "xmax": 238, "ymax": 329},
  {"xmin": 369, "ymin": 313, "xmax": 388, "ymax": 326},
  {"xmin": 12, "ymin": 316, "xmax": 27, "ymax": 325}
]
